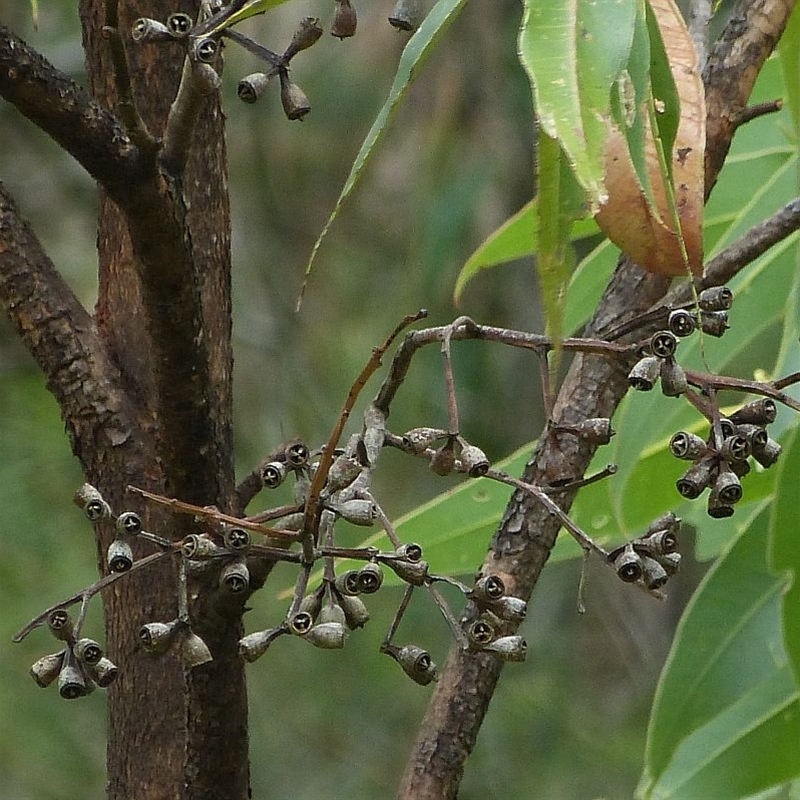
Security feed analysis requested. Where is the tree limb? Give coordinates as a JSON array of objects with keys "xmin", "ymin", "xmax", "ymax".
[
  {"xmin": 0, "ymin": 180, "xmax": 137, "ymax": 463},
  {"xmin": 0, "ymin": 24, "xmax": 149, "ymax": 204},
  {"xmin": 397, "ymin": 1, "xmax": 798, "ymax": 797}
]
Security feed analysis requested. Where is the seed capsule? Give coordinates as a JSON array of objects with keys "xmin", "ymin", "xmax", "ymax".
[
  {"xmin": 650, "ymin": 330, "xmax": 678, "ymax": 359},
  {"xmin": 166, "ymin": 12, "xmax": 193, "ymax": 38},
  {"xmin": 261, "ymin": 460, "xmax": 287, "ymax": 487},
  {"xmin": 132, "ymin": 17, "xmax": 173, "ymax": 42},
  {"xmin": 139, "ymin": 620, "xmax": 182, "ymax": 656},
  {"xmin": 331, "ymin": 0, "xmax": 358, "ymax": 39},
  {"xmin": 239, "ymin": 627, "xmax": 285, "ymax": 663},
  {"xmin": 700, "ymin": 311, "xmax": 729, "ymax": 337},
  {"xmin": 660, "ymin": 358, "xmax": 688, "ymax": 397},
  {"xmin": 459, "ymin": 444, "xmax": 490, "ymax": 478},
  {"xmin": 613, "ymin": 544, "xmax": 643, "ymax": 583},
  {"xmin": 107, "ymin": 539, "xmax": 134, "ymax": 573},
  {"xmin": 30, "ymin": 651, "xmax": 66, "ymax": 688},
  {"xmin": 670, "ymin": 431, "xmax": 706, "ymax": 460},
  {"xmin": 180, "ymin": 631, "xmax": 213, "ymax": 669},
  {"xmin": 751, "ymin": 436, "xmax": 782, "ymax": 468},
  {"xmin": 116, "ymin": 511, "xmax": 143, "ymax": 536},
  {"xmin": 279, "ymin": 71, "xmax": 312, "ymax": 121},
  {"xmin": 676, "ymin": 456, "xmax": 716, "ymax": 499},
  {"xmin": 667, "ymin": 309, "xmax": 696, "ymax": 337},
  {"xmin": 336, "ymin": 593, "xmax": 370, "ymax": 629},
  {"xmin": 698, "ymin": 286, "xmax": 733, "ymax": 311},
  {"xmin": 284, "ymin": 16, "xmax": 324, "ymax": 60},
  {"xmin": 219, "ymin": 559, "xmax": 250, "ymax": 594},
  {"xmin": 47, "ymin": 609, "xmax": 74, "ymax": 642},
  {"xmin": 401, "ymin": 427, "xmax": 447, "ymax": 454},
  {"xmin": 74, "ymin": 638, "xmax": 103, "ymax": 666},
  {"xmin": 85, "ymin": 657, "xmax": 118, "ymax": 688},
  {"xmin": 628, "ymin": 355, "xmax": 661, "ymax": 391},
  {"xmin": 388, "ymin": 0, "xmax": 423, "ymax": 31},
  {"xmin": 384, "ymin": 644, "xmax": 438, "ymax": 685},
  {"xmin": 730, "ymin": 398, "xmax": 777, "ymax": 426},
  {"xmin": 357, "ymin": 562, "xmax": 384, "ymax": 594},
  {"xmin": 482, "ymin": 635, "xmax": 528, "ymax": 662}
]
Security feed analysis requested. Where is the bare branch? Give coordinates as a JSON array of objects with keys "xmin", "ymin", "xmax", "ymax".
[
  {"xmin": 0, "ymin": 24, "xmax": 148, "ymax": 202},
  {"xmin": 0, "ymin": 181, "xmax": 137, "ymax": 461}
]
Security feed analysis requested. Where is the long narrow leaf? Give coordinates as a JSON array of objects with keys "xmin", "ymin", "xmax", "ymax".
[{"xmin": 299, "ymin": 0, "xmax": 469, "ymax": 302}]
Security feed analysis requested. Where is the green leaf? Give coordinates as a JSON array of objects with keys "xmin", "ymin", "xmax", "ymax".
[
  {"xmin": 769, "ymin": 425, "xmax": 800, "ymax": 683},
  {"xmin": 518, "ymin": 0, "xmax": 637, "ymax": 206},
  {"xmin": 453, "ymin": 199, "xmax": 599, "ymax": 304},
  {"xmin": 779, "ymin": 4, "xmax": 800, "ymax": 137},
  {"xmin": 300, "ymin": 0, "xmax": 469, "ymax": 302},
  {"xmin": 638, "ymin": 506, "xmax": 800, "ymax": 800},
  {"xmin": 30, "ymin": 0, "xmax": 38, "ymax": 28}
]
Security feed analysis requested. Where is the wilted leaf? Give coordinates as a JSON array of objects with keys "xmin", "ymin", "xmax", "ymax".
[{"xmin": 596, "ymin": 0, "xmax": 704, "ymax": 276}]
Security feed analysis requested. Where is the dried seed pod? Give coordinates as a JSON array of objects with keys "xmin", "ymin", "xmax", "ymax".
[
  {"xmin": 490, "ymin": 596, "xmax": 528, "ymax": 623},
  {"xmin": 58, "ymin": 651, "xmax": 92, "ymax": 700},
  {"xmin": 628, "ymin": 355, "xmax": 661, "ymax": 391},
  {"xmin": 640, "ymin": 556, "xmax": 669, "ymax": 590},
  {"xmin": 388, "ymin": 0, "xmax": 422, "ymax": 31},
  {"xmin": 429, "ymin": 438, "xmax": 457, "ymax": 476},
  {"xmin": 676, "ymin": 456, "xmax": 717, "ymax": 499},
  {"xmin": 735, "ymin": 424, "xmax": 769, "ymax": 451},
  {"xmin": 394, "ymin": 542, "xmax": 424, "ymax": 562},
  {"xmin": 331, "ymin": 0, "xmax": 358, "ymax": 39},
  {"xmin": 297, "ymin": 587, "xmax": 325, "ymax": 619},
  {"xmin": 650, "ymin": 330, "xmax": 678, "ymax": 359},
  {"xmin": 132, "ymin": 17, "xmax": 173, "ymax": 42},
  {"xmin": 482, "ymin": 635, "xmax": 528, "ymax": 662},
  {"xmin": 116, "ymin": 511, "xmax": 143, "ymax": 536},
  {"xmin": 383, "ymin": 557, "xmax": 429, "ymax": 586},
  {"xmin": 74, "ymin": 638, "xmax": 103, "ymax": 666},
  {"xmin": 74, "ymin": 483, "xmax": 111, "ymax": 521},
  {"xmin": 85, "ymin": 657, "xmax": 118, "ymax": 688},
  {"xmin": 700, "ymin": 311, "xmax": 729, "ymax": 337},
  {"xmin": 285, "ymin": 441, "xmax": 310, "ymax": 468},
  {"xmin": 304, "ymin": 621, "xmax": 347, "ymax": 649},
  {"xmin": 670, "ymin": 431, "xmax": 707, "ymax": 460},
  {"xmin": 219, "ymin": 558, "xmax": 250, "ymax": 594},
  {"xmin": 718, "ymin": 418, "xmax": 736, "ymax": 440},
  {"xmin": 658, "ymin": 551, "xmax": 682, "ymax": 576},
  {"xmin": 289, "ymin": 610, "xmax": 315, "ymax": 636},
  {"xmin": 107, "ymin": 539, "xmax": 134, "ymax": 573},
  {"xmin": 751, "ymin": 436, "xmax": 782, "ymax": 468},
  {"xmin": 644, "ymin": 511, "xmax": 681, "ymax": 536},
  {"xmin": 190, "ymin": 36, "xmax": 219, "ymax": 64},
  {"xmin": 710, "ymin": 464, "xmax": 743, "ymax": 506},
  {"xmin": 279, "ymin": 70, "xmax": 312, "ymax": 121},
  {"xmin": 660, "ymin": 358, "xmax": 688, "ymax": 397},
  {"xmin": 720, "ymin": 434, "xmax": 751, "ymax": 463},
  {"xmin": 180, "ymin": 631, "xmax": 213, "ymax": 669},
  {"xmin": 730, "ymin": 398, "xmax": 777, "ymax": 426},
  {"xmin": 325, "ymin": 454, "xmax": 363, "ymax": 493},
  {"xmin": 471, "ymin": 574, "xmax": 506, "ymax": 603},
  {"xmin": 223, "ymin": 527, "xmax": 250, "ymax": 551},
  {"xmin": 30, "ymin": 651, "xmax": 66, "ymax": 688},
  {"xmin": 273, "ymin": 512, "xmax": 305, "ymax": 532},
  {"xmin": 698, "ymin": 286, "xmax": 733, "ymax": 311},
  {"xmin": 730, "ymin": 458, "xmax": 752, "ymax": 479},
  {"xmin": 48, "ymin": 609, "xmax": 74, "ymax": 642},
  {"xmin": 401, "ymin": 427, "xmax": 448, "ymax": 453},
  {"xmin": 459, "ymin": 444, "xmax": 490, "ymax": 477},
  {"xmin": 573, "ymin": 417, "xmax": 615, "ymax": 444},
  {"xmin": 467, "ymin": 618, "xmax": 496, "ymax": 647},
  {"xmin": 667, "ymin": 309, "xmax": 697, "ymax": 337},
  {"xmin": 336, "ymin": 498, "xmax": 378, "ymax": 526},
  {"xmin": 336, "ymin": 593, "xmax": 370, "ymax": 629},
  {"xmin": 239, "ymin": 627, "xmax": 285, "ymax": 663},
  {"xmin": 385, "ymin": 644, "xmax": 438, "ymax": 685},
  {"xmin": 261, "ymin": 460, "xmax": 288, "ymax": 488},
  {"xmin": 706, "ymin": 493, "xmax": 734, "ymax": 518},
  {"xmin": 637, "ymin": 529, "xmax": 679, "ymax": 557},
  {"xmin": 613, "ymin": 544, "xmax": 643, "ymax": 583},
  {"xmin": 139, "ymin": 620, "xmax": 182, "ymax": 656},
  {"xmin": 334, "ymin": 570, "xmax": 362, "ymax": 597},
  {"xmin": 181, "ymin": 533, "xmax": 223, "ymax": 560},
  {"xmin": 192, "ymin": 61, "xmax": 222, "ymax": 94},
  {"xmin": 357, "ymin": 562, "xmax": 384, "ymax": 594},
  {"xmin": 166, "ymin": 12, "xmax": 193, "ymax": 38},
  {"xmin": 284, "ymin": 16, "xmax": 324, "ymax": 60}
]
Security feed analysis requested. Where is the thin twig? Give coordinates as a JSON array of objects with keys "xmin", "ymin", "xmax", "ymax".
[
  {"xmin": 733, "ymin": 98, "xmax": 783, "ymax": 129},
  {"xmin": 13, "ymin": 550, "xmax": 175, "ymax": 643},
  {"xmin": 684, "ymin": 369, "xmax": 800, "ymax": 413}
]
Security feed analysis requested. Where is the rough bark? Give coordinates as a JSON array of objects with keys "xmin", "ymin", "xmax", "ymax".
[
  {"xmin": 1, "ymin": 2, "xmax": 246, "ymax": 797},
  {"xmin": 397, "ymin": 1, "xmax": 798, "ymax": 797}
]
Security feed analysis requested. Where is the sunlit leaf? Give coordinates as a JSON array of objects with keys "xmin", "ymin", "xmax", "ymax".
[
  {"xmin": 638, "ymin": 506, "xmax": 800, "ymax": 799},
  {"xmin": 300, "ymin": 0, "xmax": 469, "ymax": 304}
]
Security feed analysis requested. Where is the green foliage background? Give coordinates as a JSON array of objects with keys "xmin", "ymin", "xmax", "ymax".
[{"xmin": 1, "ymin": 1, "xmax": 796, "ymax": 798}]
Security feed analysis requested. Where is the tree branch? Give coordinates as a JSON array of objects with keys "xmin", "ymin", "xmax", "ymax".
[
  {"xmin": 0, "ymin": 180, "xmax": 137, "ymax": 463},
  {"xmin": 0, "ymin": 24, "xmax": 150, "ymax": 203},
  {"xmin": 398, "ymin": 1, "xmax": 798, "ymax": 797}
]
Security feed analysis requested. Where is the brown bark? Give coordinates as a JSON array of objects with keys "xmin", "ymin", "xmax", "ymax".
[
  {"xmin": 397, "ymin": 1, "xmax": 798, "ymax": 797},
  {"xmin": 1, "ymin": 2, "xmax": 246, "ymax": 798}
]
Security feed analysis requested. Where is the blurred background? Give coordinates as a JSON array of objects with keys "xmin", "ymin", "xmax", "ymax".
[{"xmin": 0, "ymin": 2, "xmax": 707, "ymax": 798}]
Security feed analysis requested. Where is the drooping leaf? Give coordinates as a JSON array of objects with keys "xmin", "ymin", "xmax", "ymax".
[
  {"xmin": 518, "ymin": 0, "xmax": 637, "ymax": 207},
  {"xmin": 453, "ymin": 199, "xmax": 599, "ymax": 305},
  {"xmin": 299, "ymin": 0, "xmax": 469, "ymax": 305},
  {"xmin": 769, "ymin": 425, "xmax": 800, "ymax": 683},
  {"xmin": 596, "ymin": 0, "xmax": 704, "ymax": 276},
  {"xmin": 637, "ymin": 507, "xmax": 800, "ymax": 799}
]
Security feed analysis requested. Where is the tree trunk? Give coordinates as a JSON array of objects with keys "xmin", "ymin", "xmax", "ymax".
[{"xmin": 2, "ymin": 0, "xmax": 248, "ymax": 795}]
